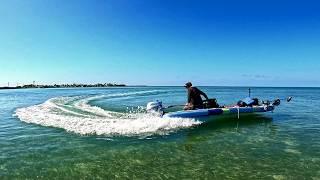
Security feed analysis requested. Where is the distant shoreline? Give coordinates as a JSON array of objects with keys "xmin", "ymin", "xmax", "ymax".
[
  {"xmin": 0, "ymin": 83, "xmax": 127, "ymax": 90},
  {"xmin": 1, "ymin": 85, "xmax": 319, "ymax": 90},
  {"xmin": 1, "ymin": 84, "xmax": 319, "ymax": 90}
]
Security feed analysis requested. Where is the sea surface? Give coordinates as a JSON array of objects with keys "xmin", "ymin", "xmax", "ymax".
[{"xmin": 0, "ymin": 87, "xmax": 319, "ymax": 179}]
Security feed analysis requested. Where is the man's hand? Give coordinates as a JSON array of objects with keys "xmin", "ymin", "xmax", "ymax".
[{"xmin": 184, "ymin": 103, "xmax": 193, "ymax": 110}]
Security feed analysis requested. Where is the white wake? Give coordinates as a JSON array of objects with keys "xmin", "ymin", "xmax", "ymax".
[{"xmin": 15, "ymin": 91, "xmax": 201, "ymax": 136}]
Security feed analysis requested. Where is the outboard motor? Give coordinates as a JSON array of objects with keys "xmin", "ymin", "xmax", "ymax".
[{"xmin": 146, "ymin": 101, "xmax": 164, "ymax": 115}]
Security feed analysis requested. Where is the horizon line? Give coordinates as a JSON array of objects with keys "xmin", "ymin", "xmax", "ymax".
[{"xmin": 1, "ymin": 84, "xmax": 319, "ymax": 89}]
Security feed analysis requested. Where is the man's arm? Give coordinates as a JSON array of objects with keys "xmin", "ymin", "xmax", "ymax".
[
  {"xmin": 198, "ymin": 88, "xmax": 209, "ymax": 100},
  {"xmin": 187, "ymin": 89, "xmax": 191, "ymax": 103}
]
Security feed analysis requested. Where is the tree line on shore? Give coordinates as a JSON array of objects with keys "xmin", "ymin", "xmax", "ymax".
[{"xmin": 0, "ymin": 83, "xmax": 126, "ymax": 89}]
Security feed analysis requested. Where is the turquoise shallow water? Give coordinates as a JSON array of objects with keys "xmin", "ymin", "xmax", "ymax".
[{"xmin": 1, "ymin": 87, "xmax": 320, "ymax": 179}]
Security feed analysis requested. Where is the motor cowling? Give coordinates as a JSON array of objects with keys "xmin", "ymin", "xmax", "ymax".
[{"xmin": 146, "ymin": 101, "xmax": 164, "ymax": 114}]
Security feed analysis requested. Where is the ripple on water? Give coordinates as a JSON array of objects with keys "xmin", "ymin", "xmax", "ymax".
[
  {"xmin": 272, "ymin": 175, "xmax": 287, "ymax": 180},
  {"xmin": 283, "ymin": 139, "xmax": 299, "ymax": 146},
  {"xmin": 284, "ymin": 148, "xmax": 302, "ymax": 155}
]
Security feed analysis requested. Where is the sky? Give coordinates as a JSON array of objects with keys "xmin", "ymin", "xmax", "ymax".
[{"xmin": 0, "ymin": 0, "xmax": 319, "ymax": 87}]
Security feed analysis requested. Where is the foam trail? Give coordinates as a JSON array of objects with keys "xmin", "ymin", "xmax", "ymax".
[
  {"xmin": 73, "ymin": 90, "xmax": 164, "ymax": 117},
  {"xmin": 15, "ymin": 90, "xmax": 201, "ymax": 136}
]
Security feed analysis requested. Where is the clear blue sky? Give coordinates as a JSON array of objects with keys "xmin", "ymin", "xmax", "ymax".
[{"xmin": 0, "ymin": 0, "xmax": 319, "ymax": 87}]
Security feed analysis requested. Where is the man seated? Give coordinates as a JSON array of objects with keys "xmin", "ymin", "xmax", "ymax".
[{"xmin": 184, "ymin": 82, "xmax": 209, "ymax": 110}]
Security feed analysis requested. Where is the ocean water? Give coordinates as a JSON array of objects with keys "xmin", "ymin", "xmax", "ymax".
[{"xmin": 0, "ymin": 87, "xmax": 319, "ymax": 179}]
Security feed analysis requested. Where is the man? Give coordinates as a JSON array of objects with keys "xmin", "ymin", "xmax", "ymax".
[{"xmin": 184, "ymin": 82, "xmax": 209, "ymax": 110}]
